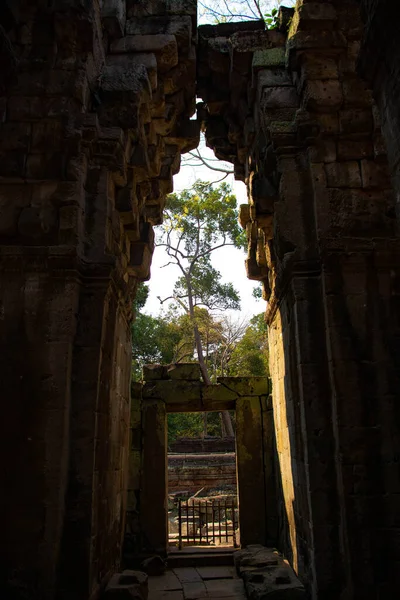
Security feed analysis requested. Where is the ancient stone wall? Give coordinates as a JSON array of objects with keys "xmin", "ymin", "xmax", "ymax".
[
  {"xmin": 169, "ymin": 437, "xmax": 235, "ymax": 453},
  {"xmin": 168, "ymin": 452, "xmax": 237, "ymax": 493},
  {"xmin": 198, "ymin": 2, "xmax": 400, "ymax": 597},
  {"xmin": 0, "ymin": 1, "xmax": 198, "ymax": 598}
]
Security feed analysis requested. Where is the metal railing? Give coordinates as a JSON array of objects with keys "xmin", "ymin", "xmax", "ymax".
[{"xmin": 175, "ymin": 498, "xmax": 238, "ymax": 549}]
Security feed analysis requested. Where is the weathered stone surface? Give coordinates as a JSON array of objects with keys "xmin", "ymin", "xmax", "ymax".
[
  {"xmin": 141, "ymin": 556, "xmax": 166, "ymax": 576},
  {"xmin": 141, "ymin": 399, "xmax": 168, "ymax": 555},
  {"xmin": 167, "ymin": 363, "xmax": 201, "ymax": 380},
  {"xmin": 218, "ymin": 377, "xmax": 269, "ymax": 397},
  {"xmin": 236, "ymin": 397, "xmax": 267, "ymax": 547},
  {"xmin": 235, "ymin": 547, "xmax": 305, "ymax": 599},
  {"xmin": 143, "ymin": 364, "xmax": 168, "ymax": 381},
  {"xmin": 111, "ymin": 35, "xmax": 179, "ymax": 72},
  {"xmin": 105, "ymin": 571, "xmax": 148, "ymax": 600}
]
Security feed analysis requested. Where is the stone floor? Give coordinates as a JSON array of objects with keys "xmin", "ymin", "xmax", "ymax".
[{"xmin": 148, "ymin": 566, "xmax": 246, "ymax": 600}]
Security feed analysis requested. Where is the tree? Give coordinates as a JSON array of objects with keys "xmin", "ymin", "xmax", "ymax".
[
  {"xmin": 131, "ymin": 285, "xmax": 188, "ymax": 380},
  {"xmin": 228, "ymin": 313, "xmax": 269, "ymax": 377},
  {"xmin": 198, "ymin": 0, "xmax": 296, "ymax": 26},
  {"xmin": 158, "ymin": 180, "xmax": 246, "ymax": 436}
]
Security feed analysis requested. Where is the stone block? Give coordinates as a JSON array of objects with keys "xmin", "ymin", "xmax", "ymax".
[
  {"xmin": 339, "ymin": 109, "xmax": 373, "ymax": 135},
  {"xmin": 0, "ymin": 122, "xmax": 31, "ymax": 151},
  {"xmin": 111, "ymin": 35, "xmax": 178, "ymax": 72},
  {"xmin": 300, "ymin": 55, "xmax": 338, "ymax": 81},
  {"xmin": 239, "ymin": 204, "xmax": 250, "ymax": 229},
  {"xmin": 218, "ymin": 377, "xmax": 269, "ymax": 397},
  {"xmin": 257, "ymin": 69, "xmax": 292, "ymax": 89},
  {"xmin": 0, "ymin": 150, "xmax": 26, "ymax": 178},
  {"xmin": 167, "ymin": 363, "xmax": 201, "ymax": 380},
  {"xmin": 337, "ymin": 140, "xmax": 374, "ymax": 161},
  {"xmin": 119, "ymin": 571, "xmax": 148, "ymax": 596},
  {"xmin": 102, "ymin": 0, "xmax": 126, "ymax": 39},
  {"xmin": 202, "ymin": 383, "xmax": 238, "ymax": 404},
  {"xmin": 252, "ymin": 48, "xmax": 285, "ymax": 70},
  {"xmin": 103, "ymin": 56, "xmax": 155, "ymax": 94},
  {"xmin": 360, "ymin": 159, "xmax": 390, "ymax": 189},
  {"xmin": 141, "ymin": 556, "xmax": 166, "ymax": 576},
  {"xmin": 235, "ymin": 547, "xmax": 305, "ymax": 597},
  {"xmin": 325, "ymin": 162, "xmax": 361, "ymax": 188},
  {"xmin": 303, "ymin": 80, "xmax": 343, "ymax": 112},
  {"xmin": 342, "ymin": 78, "xmax": 373, "ymax": 108},
  {"xmin": 126, "ymin": 16, "xmax": 192, "ymax": 52},
  {"xmin": 143, "ymin": 364, "xmax": 168, "ymax": 381},
  {"xmin": 297, "ymin": 2, "xmax": 337, "ymax": 25},
  {"xmin": 261, "ymin": 86, "xmax": 298, "ymax": 109},
  {"xmin": 0, "ymin": 184, "xmax": 31, "ymax": 236},
  {"xmin": 166, "ymin": 0, "xmax": 197, "ymax": 17},
  {"xmin": 104, "ymin": 571, "xmax": 146, "ymax": 599},
  {"xmin": 142, "ymin": 380, "xmax": 202, "ymax": 403}
]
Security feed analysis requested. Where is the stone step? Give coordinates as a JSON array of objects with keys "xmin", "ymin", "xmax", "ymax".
[{"xmin": 167, "ymin": 549, "xmax": 234, "ymax": 568}]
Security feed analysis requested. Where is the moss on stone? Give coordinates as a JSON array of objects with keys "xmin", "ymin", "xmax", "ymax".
[{"xmin": 252, "ymin": 47, "xmax": 286, "ymax": 69}]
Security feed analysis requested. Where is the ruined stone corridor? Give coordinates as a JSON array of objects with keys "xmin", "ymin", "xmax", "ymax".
[{"xmin": 1, "ymin": 1, "xmax": 400, "ymax": 599}]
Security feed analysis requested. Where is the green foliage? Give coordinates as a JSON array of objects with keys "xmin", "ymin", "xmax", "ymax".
[
  {"xmin": 167, "ymin": 411, "xmax": 230, "ymax": 443},
  {"xmin": 264, "ymin": 7, "xmax": 279, "ymax": 28},
  {"xmin": 199, "ymin": 1, "xmax": 296, "ymax": 28},
  {"xmin": 132, "ymin": 285, "xmax": 186, "ymax": 380},
  {"xmin": 228, "ymin": 313, "xmax": 269, "ymax": 377}
]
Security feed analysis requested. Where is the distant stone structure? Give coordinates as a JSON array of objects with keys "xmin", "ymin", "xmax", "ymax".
[
  {"xmin": 169, "ymin": 437, "xmax": 235, "ymax": 454},
  {"xmin": 1, "ymin": 2, "xmax": 400, "ymax": 599},
  {"xmin": 168, "ymin": 452, "xmax": 237, "ymax": 494}
]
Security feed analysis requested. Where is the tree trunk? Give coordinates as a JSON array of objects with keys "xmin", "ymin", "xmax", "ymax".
[
  {"xmin": 203, "ymin": 412, "xmax": 208, "ymax": 437},
  {"xmin": 186, "ymin": 282, "xmax": 234, "ymax": 438}
]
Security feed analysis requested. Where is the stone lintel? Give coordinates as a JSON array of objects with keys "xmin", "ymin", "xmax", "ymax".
[{"xmin": 218, "ymin": 376, "xmax": 270, "ymax": 396}]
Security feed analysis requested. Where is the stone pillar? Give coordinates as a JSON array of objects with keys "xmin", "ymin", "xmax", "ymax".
[
  {"xmin": 141, "ymin": 398, "xmax": 168, "ymax": 556},
  {"xmin": 236, "ymin": 396, "xmax": 267, "ymax": 547},
  {"xmin": 261, "ymin": 393, "xmax": 278, "ymax": 546},
  {"xmin": 126, "ymin": 382, "xmax": 143, "ymax": 554},
  {"xmin": 0, "ymin": 269, "xmax": 79, "ymax": 599}
]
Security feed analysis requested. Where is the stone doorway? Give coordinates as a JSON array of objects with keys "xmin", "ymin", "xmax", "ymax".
[
  {"xmin": 167, "ymin": 411, "xmax": 238, "ymax": 551},
  {"xmin": 138, "ymin": 363, "xmax": 276, "ymax": 558}
]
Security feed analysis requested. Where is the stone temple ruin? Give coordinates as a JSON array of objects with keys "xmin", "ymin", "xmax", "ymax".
[{"xmin": 1, "ymin": 1, "xmax": 400, "ymax": 599}]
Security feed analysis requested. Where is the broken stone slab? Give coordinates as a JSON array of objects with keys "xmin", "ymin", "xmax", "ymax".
[
  {"xmin": 252, "ymin": 48, "xmax": 286, "ymax": 70},
  {"xmin": 105, "ymin": 570, "xmax": 148, "ymax": 599},
  {"xmin": 111, "ymin": 35, "xmax": 178, "ymax": 72},
  {"xmin": 167, "ymin": 363, "xmax": 201, "ymax": 380},
  {"xmin": 106, "ymin": 53, "xmax": 158, "ymax": 91},
  {"xmin": 141, "ymin": 555, "xmax": 166, "ymax": 576},
  {"xmin": 218, "ymin": 377, "xmax": 270, "ymax": 397},
  {"xmin": 143, "ymin": 364, "xmax": 169, "ymax": 381},
  {"xmin": 126, "ymin": 16, "xmax": 192, "ymax": 52},
  {"xmin": 234, "ymin": 547, "xmax": 305, "ymax": 598},
  {"xmin": 101, "ymin": 0, "xmax": 126, "ymax": 39}
]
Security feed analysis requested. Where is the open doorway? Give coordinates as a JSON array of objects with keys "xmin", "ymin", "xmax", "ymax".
[{"xmin": 167, "ymin": 412, "xmax": 239, "ymax": 550}]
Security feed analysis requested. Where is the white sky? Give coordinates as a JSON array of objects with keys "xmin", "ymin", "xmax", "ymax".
[{"xmin": 145, "ymin": 135, "xmax": 264, "ymax": 320}]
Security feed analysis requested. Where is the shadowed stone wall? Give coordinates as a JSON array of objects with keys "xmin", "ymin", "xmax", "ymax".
[
  {"xmin": 0, "ymin": 1, "xmax": 198, "ymax": 598},
  {"xmin": 198, "ymin": 2, "xmax": 400, "ymax": 597}
]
